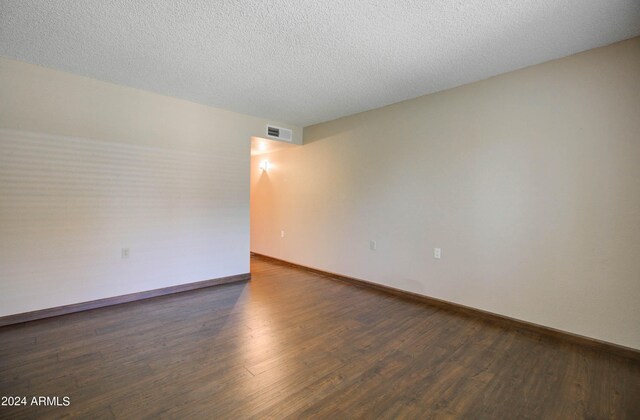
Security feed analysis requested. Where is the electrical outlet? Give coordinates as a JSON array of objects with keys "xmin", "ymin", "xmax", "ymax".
[
  {"xmin": 281, "ymin": 230, "xmax": 285, "ymax": 238},
  {"xmin": 433, "ymin": 248, "xmax": 441, "ymax": 259},
  {"xmin": 121, "ymin": 248, "xmax": 130, "ymax": 259},
  {"xmin": 369, "ymin": 240, "xmax": 377, "ymax": 251}
]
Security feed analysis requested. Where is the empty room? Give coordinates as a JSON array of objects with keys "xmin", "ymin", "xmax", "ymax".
[{"xmin": 1, "ymin": 0, "xmax": 639, "ymax": 418}]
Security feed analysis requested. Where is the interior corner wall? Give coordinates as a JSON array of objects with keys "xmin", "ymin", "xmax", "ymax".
[
  {"xmin": 0, "ymin": 56, "xmax": 300, "ymax": 317},
  {"xmin": 250, "ymin": 37, "xmax": 640, "ymax": 350}
]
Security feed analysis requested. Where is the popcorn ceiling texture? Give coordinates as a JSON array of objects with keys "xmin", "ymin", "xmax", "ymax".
[{"xmin": 1, "ymin": 0, "xmax": 639, "ymax": 126}]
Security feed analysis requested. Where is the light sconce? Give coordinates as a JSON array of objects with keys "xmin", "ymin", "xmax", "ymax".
[{"xmin": 259, "ymin": 159, "xmax": 271, "ymax": 172}]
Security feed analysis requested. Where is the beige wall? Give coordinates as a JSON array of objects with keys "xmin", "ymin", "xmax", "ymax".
[
  {"xmin": 0, "ymin": 57, "xmax": 300, "ymax": 316},
  {"xmin": 251, "ymin": 37, "xmax": 640, "ymax": 349}
]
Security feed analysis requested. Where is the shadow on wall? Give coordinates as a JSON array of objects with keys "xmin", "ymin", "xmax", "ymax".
[
  {"xmin": 255, "ymin": 167, "xmax": 271, "ymax": 187},
  {"xmin": 302, "ymin": 117, "xmax": 356, "ymax": 144}
]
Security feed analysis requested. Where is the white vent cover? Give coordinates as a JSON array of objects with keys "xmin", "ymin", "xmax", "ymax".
[{"xmin": 266, "ymin": 125, "xmax": 292, "ymax": 142}]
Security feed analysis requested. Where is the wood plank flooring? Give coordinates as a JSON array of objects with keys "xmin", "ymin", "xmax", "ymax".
[{"xmin": 1, "ymin": 255, "xmax": 639, "ymax": 419}]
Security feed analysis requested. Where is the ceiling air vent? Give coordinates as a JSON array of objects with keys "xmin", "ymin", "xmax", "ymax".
[{"xmin": 266, "ymin": 125, "xmax": 292, "ymax": 142}]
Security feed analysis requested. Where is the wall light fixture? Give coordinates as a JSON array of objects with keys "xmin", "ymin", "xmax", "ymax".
[{"xmin": 259, "ymin": 159, "xmax": 271, "ymax": 171}]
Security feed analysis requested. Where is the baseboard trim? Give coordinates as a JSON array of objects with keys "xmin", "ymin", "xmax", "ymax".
[
  {"xmin": 0, "ymin": 273, "xmax": 251, "ymax": 328},
  {"xmin": 251, "ymin": 252, "xmax": 640, "ymax": 362}
]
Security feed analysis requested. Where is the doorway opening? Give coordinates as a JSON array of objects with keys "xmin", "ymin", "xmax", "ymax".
[{"xmin": 249, "ymin": 136, "xmax": 298, "ymax": 266}]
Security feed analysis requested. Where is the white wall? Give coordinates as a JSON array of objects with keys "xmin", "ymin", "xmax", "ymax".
[
  {"xmin": 0, "ymin": 57, "xmax": 300, "ymax": 317},
  {"xmin": 251, "ymin": 37, "xmax": 640, "ymax": 350}
]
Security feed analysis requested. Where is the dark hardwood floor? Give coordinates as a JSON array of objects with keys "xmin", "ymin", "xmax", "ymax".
[{"xmin": 1, "ymin": 255, "xmax": 639, "ymax": 419}]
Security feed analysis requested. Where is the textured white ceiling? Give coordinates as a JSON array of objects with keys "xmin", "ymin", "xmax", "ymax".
[{"xmin": 1, "ymin": 1, "xmax": 639, "ymax": 127}]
